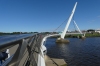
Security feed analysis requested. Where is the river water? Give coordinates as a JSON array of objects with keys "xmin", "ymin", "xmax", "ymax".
[{"xmin": 45, "ymin": 37, "xmax": 100, "ymax": 66}]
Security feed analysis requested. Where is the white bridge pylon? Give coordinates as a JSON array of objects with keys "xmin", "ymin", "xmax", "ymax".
[
  {"xmin": 60, "ymin": 2, "xmax": 84, "ymax": 39},
  {"xmin": 61, "ymin": 2, "xmax": 77, "ymax": 39}
]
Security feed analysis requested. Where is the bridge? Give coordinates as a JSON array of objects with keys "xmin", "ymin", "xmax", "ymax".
[
  {"xmin": 0, "ymin": 2, "xmax": 85, "ymax": 66},
  {"xmin": 0, "ymin": 33, "xmax": 64, "ymax": 66}
]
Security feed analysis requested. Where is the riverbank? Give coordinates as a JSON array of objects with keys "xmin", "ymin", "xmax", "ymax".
[
  {"xmin": 85, "ymin": 33, "xmax": 100, "ymax": 37},
  {"xmin": 67, "ymin": 33, "xmax": 100, "ymax": 38},
  {"xmin": 50, "ymin": 33, "xmax": 100, "ymax": 38},
  {"xmin": 1, "ymin": 33, "xmax": 100, "ymax": 38}
]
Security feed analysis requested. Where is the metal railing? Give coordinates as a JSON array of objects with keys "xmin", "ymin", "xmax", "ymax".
[
  {"xmin": 0, "ymin": 33, "xmax": 60, "ymax": 66},
  {"xmin": 0, "ymin": 34, "xmax": 39, "ymax": 66}
]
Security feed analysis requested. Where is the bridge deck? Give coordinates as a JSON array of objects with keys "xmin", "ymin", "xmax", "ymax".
[
  {"xmin": 9, "ymin": 46, "xmax": 67, "ymax": 66},
  {"xmin": 2, "ymin": 34, "xmax": 67, "ymax": 66},
  {"xmin": 9, "ymin": 44, "xmax": 30, "ymax": 66}
]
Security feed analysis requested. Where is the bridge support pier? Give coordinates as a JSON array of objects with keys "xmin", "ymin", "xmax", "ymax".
[
  {"xmin": 56, "ymin": 38, "xmax": 69, "ymax": 43},
  {"xmin": 78, "ymin": 36, "xmax": 86, "ymax": 39},
  {"xmin": 81, "ymin": 36, "xmax": 86, "ymax": 39},
  {"xmin": 81, "ymin": 33, "xmax": 86, "ymax": 39},
  {"xmin": 77, "ymin": 34, "xmax": 86, "ymax": 39}
]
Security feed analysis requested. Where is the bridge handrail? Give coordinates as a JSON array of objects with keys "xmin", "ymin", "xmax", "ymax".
[
  {"xmin": 0, "ymin": 34, "xmax": 36, "ymax": 52},
  {"xmin": 0, "ymin": 34, "xmax": 38, "ymax": 66},
  {"xmin": 0, "ymin": 33, "xmax": 60, "ymax": 66}
]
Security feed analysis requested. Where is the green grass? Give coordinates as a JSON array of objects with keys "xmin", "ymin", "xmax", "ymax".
[
  {"xmin": 51, "ymin": 33, "xmax": 100, "ymax": 38},
  {"xmin": 85, "ymin": 33, "xmax": 100, "ymax": 37}
]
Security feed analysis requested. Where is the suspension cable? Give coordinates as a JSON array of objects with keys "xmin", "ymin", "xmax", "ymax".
[{"xmin": 52, "ymin": 17, "xmax": 69, "ymax": 33}]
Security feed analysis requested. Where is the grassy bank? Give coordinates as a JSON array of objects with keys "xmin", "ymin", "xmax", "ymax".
[
  {"xmin": 85, "ymin": 33, "xmax": 100, "ymax": 37},
  {"xmin": 50, "ymin": 33, "xmax": 100, "ymax": 38},
  {"xmin": 1, "ymin": 32, "xmax": 100, "ymax": 37}
]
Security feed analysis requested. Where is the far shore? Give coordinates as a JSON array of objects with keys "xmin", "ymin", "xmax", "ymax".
[
  {"xmin": 1, "ymin": 32, "xmax": 100, "ymax": 38},
  {"xmin": 50, "ymin": 33, "xmax": 100, "ymax": 38}
]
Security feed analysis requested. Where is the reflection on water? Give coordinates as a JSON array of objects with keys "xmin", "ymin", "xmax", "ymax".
[{"xmin": 45, "ymin": 37, "xmax": 100, "ymax": 66}]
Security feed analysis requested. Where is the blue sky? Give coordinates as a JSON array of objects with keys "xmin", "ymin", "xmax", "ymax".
[{"xmin": 0, "ymin": 0, "xmax": 100, "ymax": 32}]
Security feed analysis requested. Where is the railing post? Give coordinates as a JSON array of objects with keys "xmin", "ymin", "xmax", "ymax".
[{"xmin": 2, "ymin": 39, "xmax": 29, "ymax": 66}]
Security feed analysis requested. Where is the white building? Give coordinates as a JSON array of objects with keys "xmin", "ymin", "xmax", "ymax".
[{"xmin": 95, "ymin": 30, "xmax": 100, "ymax": 33}]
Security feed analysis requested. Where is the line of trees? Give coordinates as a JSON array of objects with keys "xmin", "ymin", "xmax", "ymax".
[
  {"xmin": 0, "ymin": 32, "xmax": 58, "ymax": 35},
  {"xmin": 0, "ymin": 32, "xmax": 39, "ymax": 35}
]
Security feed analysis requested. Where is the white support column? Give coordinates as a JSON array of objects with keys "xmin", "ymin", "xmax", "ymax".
[
  {"xmin": 73, "ymin": 20, "xmax": 82, "ymax": 34},
  {"xmin": 61, "ymin": 2, "xmax": 78, "ymax": 39}
]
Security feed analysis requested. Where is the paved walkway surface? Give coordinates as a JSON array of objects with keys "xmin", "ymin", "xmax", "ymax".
[
  {"xmin": 45, "ymin": 55, "xmax": 57, "ymax": 66},
  {"xmin": 9, "ymin": 45, "xmax": 67, "ymax": 66},
  {"xmin": 44, "ymin": 55, "xmax": 67, "ymax": 66},
  {"xmin": 9, "ymin": 44, "xmax": 28, "ymax": 66}
]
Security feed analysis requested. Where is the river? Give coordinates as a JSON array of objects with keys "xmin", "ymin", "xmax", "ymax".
[{"xmin": 45, "ymin": 37, "xmax": 100, "ymax": 66}]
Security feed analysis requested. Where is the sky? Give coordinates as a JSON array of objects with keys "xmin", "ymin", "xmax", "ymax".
[{"xmin": 0, "ymin": 0, "xmax": 100, "ymax": 32}]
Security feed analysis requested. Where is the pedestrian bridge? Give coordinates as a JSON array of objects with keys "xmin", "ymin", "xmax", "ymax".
[
  {"xmin": 0, "ymin": 2, "xmax": 84, "ymax": 66},
  {"xmin": 0, "ymin": 33, "xmax": 63, "ymax": 66}
]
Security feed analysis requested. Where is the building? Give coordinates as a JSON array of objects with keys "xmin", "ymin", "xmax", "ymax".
[{"xmin": 95, "ymin": 30, "xmax": 100, "ymax": 33}]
